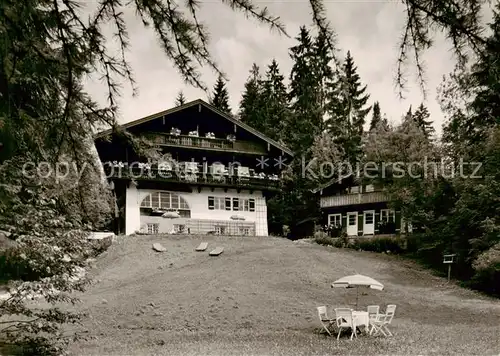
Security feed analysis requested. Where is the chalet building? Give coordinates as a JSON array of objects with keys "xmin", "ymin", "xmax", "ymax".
[
  {"xmin": 94, "ymin": 99, "xmax": 293, "ymax": 236},
  {"xmin": 313, "ymin": 174, "xmax": 408, "ymax": 236}
]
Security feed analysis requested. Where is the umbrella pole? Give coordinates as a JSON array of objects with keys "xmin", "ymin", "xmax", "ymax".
[{"xmin": 356, "ymin": 287, "xmax": 359, "ymax": 309}]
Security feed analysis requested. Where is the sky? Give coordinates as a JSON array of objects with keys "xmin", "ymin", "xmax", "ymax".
[{"xmin": 84, "ymin": 0, "xmax": 493, "ymax": 137}]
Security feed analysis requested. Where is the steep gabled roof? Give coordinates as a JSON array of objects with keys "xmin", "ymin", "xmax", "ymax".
[{"xmin": 94, "ymin": 99, "xmax": 293, "ymax": 156}]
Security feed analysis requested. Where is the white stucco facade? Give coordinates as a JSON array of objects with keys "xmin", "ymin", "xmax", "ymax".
[{"xmin": 124, "ymin": 184, "xmax": 268, "ymax": 236}]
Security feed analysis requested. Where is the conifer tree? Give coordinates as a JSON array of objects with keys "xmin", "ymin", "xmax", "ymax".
[
  {"xmin": 279, "ymin": 26, "xmax": 338, "ymax": 237},
  {"xmin": 210, "ymin": 76, "xmax": 232, "ymax": 114},
  {"xmin": 286, "ymin": 26, "xmax": 336, "ymax": 154},
  {"xmin": 260, "ymin": 59, "xmax": 289, "ymax": 142},
  {"xmin": 403, "ymin": 105, "xmax": 413, "ymax": 124},
  {"xmin": 369, "ymin": 101, "xmax": 382, "ymax": 131},
  {"xmin": 239, "ymin": 64, "xmax": 264, "ymax": 130},
  {"xmin": 327, "ymin": 50, "xmax": 371, "ymax": 163},
  {"xmin": 175, "ymin": 91, "xmax": 187, "ymax": 106},
  {"xmin": 1, "ymin": 0, "xmax": 495, "ymax": 350},
  {"xmin": 413, "ymin": 103, "xmax": 435, "ymax": 139}
]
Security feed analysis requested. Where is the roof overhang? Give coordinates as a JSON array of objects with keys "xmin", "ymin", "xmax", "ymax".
[{"xmin": 94, "ymin": 99, "xmax": 293, "ymax": 157}]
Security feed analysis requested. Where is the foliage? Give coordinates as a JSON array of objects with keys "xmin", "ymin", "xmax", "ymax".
[
  {"xmin": 0, "ymin": 157, "xmax": 113, "ymax": 354},
  {"xmin": 350, "ymin": 236, "xmax": 406, "ymax": 254},
  {"xmin": 0, "ymin": 0, "xmax": 499, "ymax": 351},
  {"xmin": 209, "ymin": 76, "xmax": 232, "ymax": 114},
  {"xmin": 174, "ymin": 91, "xmax": 187, "ymax": 106},
  {"xmin": 404, "ymin": 103, "xmax": 435, "ymax": 140},
  {"xmin": 313, "ymin": 234, "xmax": 335, "ymax": 247},
  {"xmin": 323, "ymin": 223, "xmax": 342, "ymax": 237},
  {"xmin": 470, "ymin": 242, "xmax": 500, "ymax": 295},
  {"xmin": 326, "ymin": 50, "xmax": 371, "ymax": 163},
  {"xmin": 376, "ymin": 220, "xmax": 396, "ymax": 235},
  {"xmin": 259, "ymin": 59, "xmax": 289, "ymax": 142},
  {"xmin": 369, "ymin": 101, "xmax": 382, "ymax": 132},
  {"xmin": 286, "ymin": 26, "xmax": 337, "ymax": 154},
  {"xmin": 239, "ymin": 64, "xmax": 264, "ymax": 130}
]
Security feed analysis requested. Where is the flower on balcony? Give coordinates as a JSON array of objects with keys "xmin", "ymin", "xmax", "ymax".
[
  {"xmin": 138, "ymin": 162, "xmax": 151, "ymax": 170},
  {"xmin": 170, "ymin": 127, "xmax": 181, "ymax": 136},
  {"xmin": 226, "ymin": 134, "xmax": 236, "ymax": 142}
]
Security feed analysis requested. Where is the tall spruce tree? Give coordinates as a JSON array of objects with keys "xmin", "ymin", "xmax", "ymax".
[
  {"xmin": 312, "ymin": 29, "xmax": 337, "ymax": 122},
  {"xmin": 369, "ymin": 101, "xmax": 382, "ymax": 131},
  {"xmin": 327, "ymin": 50, "xmax": 371, "ymax": 163},
  {"xmin": 286, "ymin": 26, "xmax": 335, "ymax": 154},
  {"xmin": 210, "ymin": 76, "xmax": 232, "ymax": 114},
  {"xmin": 239, "ymin": 64, "xmax": 264, "ymax": 131},
  {"xmin": 403, "ymin": 106, "xmax": 413, "ymax": 124},
  {"xmin": 175, "ymin": 91, "xmax": 187, "ymax": 106},
  {"xmin": 0, "ymin": 0, "xmax": 496, "ymax": 351},
  {"xmin": 260, "ymin": 59, "xmax": 289, "ymax": 142},
  {"xmin": 413, "ymin": 103, "xmax": 435, "ymax": 139},
  {"xmin": 278, "ymin": 26, "xmax": 338, "ymax": 237}
]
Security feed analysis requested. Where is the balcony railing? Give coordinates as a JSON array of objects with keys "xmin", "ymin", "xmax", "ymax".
[
  {"xmin": 320, "ymin": 191, "xmax": 389, "ymax": 208},
  {"xmin": 143, "ymin": 133, "xmax": 267, "ymax": 155},
  {"xmin": 105, "ymin": 166, "xmax": 281, "ymax": 191}
]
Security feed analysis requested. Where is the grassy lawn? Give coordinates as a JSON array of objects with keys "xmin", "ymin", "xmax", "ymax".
[{"xmin": 68, "ymin": 235, "xmax": 500, "ymax": 355}]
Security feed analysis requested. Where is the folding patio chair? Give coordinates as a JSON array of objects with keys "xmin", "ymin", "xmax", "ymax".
[
  {"xmin": 367, "ymin": 305, "xmax": 380, "ymax": 330},
  {"xmin": 335, "ymin": 308, "xmax": 357, "ymax": 340},
  {"xmin": 317, "ymin": 306, "xmax": 334, "ymax": 336},
  {"xmin": 369, "ymin": 304, "xmax": 396, "ymax": 337}
]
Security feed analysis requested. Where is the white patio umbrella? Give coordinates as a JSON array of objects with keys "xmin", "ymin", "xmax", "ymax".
[
  {"xmin": 331, "ymin": 274, "xmax": 384, "ymax": 309},
  {"xmin": 162, "ymin": 211, "xmax": 180, "ymax": 218},
  {"xmin": 230, "ymin": 215, "xmax": 246, "ymax": 221}
]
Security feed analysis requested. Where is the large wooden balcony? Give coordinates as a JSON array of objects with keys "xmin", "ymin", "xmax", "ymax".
[
  {"xmin": 143, "ymin": 132, "xmax": 267, "ymax": 155},
  {"xmin": 104, "ymin": 165, "xmax": 281, "ymax": 191},
  {"xmin": 320, "ymin": 191, "xmax": 389, "ymax": 208}
]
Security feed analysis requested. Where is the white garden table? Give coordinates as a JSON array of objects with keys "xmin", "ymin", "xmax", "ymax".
[{"xmin": 352, "ymin": 311, "xmax": 370, "ymax": 333}]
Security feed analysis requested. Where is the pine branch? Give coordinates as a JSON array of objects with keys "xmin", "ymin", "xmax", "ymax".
[{"xmin": 221, "ymin": 0, "xmax": 288, "ymax": 36}]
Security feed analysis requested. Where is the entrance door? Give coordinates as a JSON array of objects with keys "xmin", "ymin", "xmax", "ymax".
[
  {"xmin": 363, "ymin": 210, "xmax": 375, "ymax": 235},
  {"xmin": 346, "ymin": 212, "xmax": 358, "ymax": 236}
]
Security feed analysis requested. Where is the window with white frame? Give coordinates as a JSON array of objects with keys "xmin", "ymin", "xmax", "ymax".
[
  {"xmin": 380, "ymin": 209, "xmax": 395, "ymax": 222},
  {"xmin": 234, "ymin": 198, "xmax": 254, "ymax": 211},
  {"xmin": 215, "ymin": 225, "xmax": 226, "ymax": 235},
  {"xmin": 141, "ymin": 191, "xmax": 189, "ymax": 210},
  {"xmin": 208, "ymin": 196, "xmax": 256, "ymax": 211},
  {"xmin": 208, "ymin": 196, "xmax": 225, "ymax": 210},
  {"xmin": 249, "ymin": 199, "xmax": 255, "ymax": 212},
  {"xmin": 173, "ymin": 224, "xmax": 186, "ymax": 233},
  {"xmin": 328, "ymin": 214, "xmax": 342, "ymax": 226},
  {"xmin": 147, "ymin": 223, "xmax": 159, "ymax": 234},
  {"xmin": 232, "ymin": 198, "xmax": 239, "ymax": 211}
]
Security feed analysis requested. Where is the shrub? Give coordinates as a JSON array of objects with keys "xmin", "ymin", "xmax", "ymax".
[
  {"xmin": 314, "ymin": 233, "xmax": 335, "ymax": 247},
  {"xmin": 469, "ymin": 242, "xmax": 500, "ymax": 296},
  {"xmin": 323, "ymin": 224, "xmax": 343, "ymax": 237},
  {"xmin": 87, "ymin": 236, "xmax": 113, "ymax": 257},
  {"xmin": 376, "ymin": 220, "xmax": 396, "ymax": 234},
  {"xmin": 355, "ymin": 236, "xmax": 405, "ymax": 254}
]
